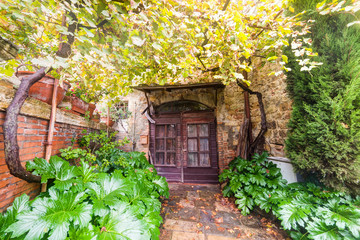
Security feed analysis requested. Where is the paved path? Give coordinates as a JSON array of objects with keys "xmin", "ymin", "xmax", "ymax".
[{"xmin": 160, "ymin": 184, "xmax": 288, "ymax": 240}]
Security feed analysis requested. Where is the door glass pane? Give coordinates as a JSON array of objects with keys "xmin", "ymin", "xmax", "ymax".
[
  {"xmin": 156, "ymin": 139, "xmax": 164, "ymax": 150},
  {"xmin": 188, "ymin": 153, "xmax": 198, "ymax": 166},
  {"xmin": 156, "ymin": 152, "xmax": 164, "ymax": 165},
  {"xmin": 156, "ymin": 125, "xmax": 165, "ymax": 137},
  {"xmin": 200, "ymin": 153, "xmax": 210, "ymax": 166},
  {"xmin": 187, "ymin": 124, "xmax": 197, "ymax": 137},
  {"xmin": 166, "ymin": 153, "xmax": 176, "ymax": 165},
  {"xmin": 199, "ymin": 124, "xmax": 209, "ymax": 137},
  {"xmin": 199, "ymin": 138, "xmax": 209, "ymax": 151},
  {"xmin": 188, "ymin": 139, "xmax": 197, "ymax": 152},
  {"xmin": 166, "ymin": 139, "xmax": 176, "ymax": 151},
  {"xmin": 167, "ymin": 124, "xmax": 176, "ymax": 137}
]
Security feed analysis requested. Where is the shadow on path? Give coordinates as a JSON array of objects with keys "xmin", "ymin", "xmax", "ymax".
[{"xmin": 160, "ymin": 183, "xmax": 288, "ymax": 240}]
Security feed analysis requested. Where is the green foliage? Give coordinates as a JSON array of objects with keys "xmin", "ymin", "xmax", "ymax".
[
  {"xmin": 285, "ymin": 0, "xmax": 360, "ymax": 193},
  {"xmin": 3, "ymin": 130, "xmax": 167, "ymax": 240},
  {"xmin": 219, "ymin": 153, "xmax": 360, "ymax": 240},
  {"xmin": 2, "ymin": 153, "xmax": 168, "ymax": 240},
  {"xmin": 0, "ymin": 194, "xmax": 30, "ymax": 240},
  {"xmin": 60, "ymin": 147, "xmax": 96, "ymax": 164},
  {"xmin": 1, "ymin": 0, "xmax": 333, "ymax": 102}
]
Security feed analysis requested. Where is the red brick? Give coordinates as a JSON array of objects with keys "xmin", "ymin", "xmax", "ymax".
[
  {"xmin": 0, "ymin": 172, "xmax": 12, "ymax": 180},
  {"xmin": 19, "ymin": 154, "xmax": 37, "ymax": 161},
  {"xmin": 53, "ymin": 136, "xmax": 66, "ymax": 141},
  {"xmin": 18, "ymin": 123, "xmax": 43, "ymax": 129},
  {"xmin": 0, "ymin": 112, "xmax": 5, "ymax": 119},
  {"xmin": 28, "ymin": 136, "xmax": 44, "ymax": 141},
  {"xmin": 39, "ymin": 120, "xmax": 49, "ymax": 126},
  {"xmin": 39, "ymin": 131, "xmax": 48, "ymax": 135},
  {"xmin": 17, "ymin": 128, "xmax": 24, "ymax": 134},
  {"xmin": 17, "ymin": 135, "xmax": 27, "ymax": 141},
  {"xmin": 17, "ymin": 116, "xmax": 26, "ymax": 122},
  {"xmin": 0, "ymin": 196, "xmax": 16, "ymax": 211},
  {"xmin": 18, "ymin": 122, "xmax": 28, "ymax": 128},
  {"xmin": 20, "ymin": 147, "xmax": 42, "ymax": 155},
  {"xmin": 24, "ymin": 129, "xmax": 38, "ymax": 135},
  {"xmin": 0, "ymin": 179, "xmax": 9, "ymax": 189},
  {"xmin": 35, "ymin": 152, "xmax": 45, "ymax": 159},
  {"xmin": 26, "ymin": 119, "xmax": 39, "ymax": 124},
  {"xmin": 0, "ymin": 164, "xmax": 9, "ymax": 174},
  {"xmin": 22, "ymin": 142, "xmax": 42, "ymax": 148}
]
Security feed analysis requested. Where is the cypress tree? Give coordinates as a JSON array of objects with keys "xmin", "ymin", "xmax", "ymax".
[{"xmin": 285, "ymin": 0, "xmax": 360, "ymax": 193}]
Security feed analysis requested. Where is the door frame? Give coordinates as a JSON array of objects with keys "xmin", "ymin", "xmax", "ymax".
[{"xmin": 149, "ymin": 110, "xmax": 219, "ymax": 183}]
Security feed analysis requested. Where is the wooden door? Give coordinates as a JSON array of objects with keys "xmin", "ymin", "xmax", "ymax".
[
  {"xmin": 181, "ymin": 112, "xmax": 218, "ymax": 183},
  {"xmin": 150, "ymin": 111, "xmax": 218, "ymax": 183}
]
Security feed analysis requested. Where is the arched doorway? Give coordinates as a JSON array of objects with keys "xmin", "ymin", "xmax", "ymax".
[{"xmin": 149, "ymin": 100, "xmax": 218, "ymax": 183}]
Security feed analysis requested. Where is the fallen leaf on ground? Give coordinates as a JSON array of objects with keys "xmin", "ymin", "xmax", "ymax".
[{"xmin": 215, "ymin": 217, "xmax": 223, "ymax": 224}]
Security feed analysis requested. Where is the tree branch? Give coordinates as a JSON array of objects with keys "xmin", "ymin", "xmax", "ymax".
[
  {"xmin": 254, "ymin": 9, "xmax": 283, "ymax": 40},
  {"xmin": 3, "ymin": 68, "xmax": 48, "ymax": 183},
  {"xmin": 236, "ymin": 80, "xmax": 267, "ymax": 155}
]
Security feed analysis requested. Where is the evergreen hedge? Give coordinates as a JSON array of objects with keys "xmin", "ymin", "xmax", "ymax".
[{"xmin": 285, "ymin": 0, "xmax": 360, "ymax": 193}]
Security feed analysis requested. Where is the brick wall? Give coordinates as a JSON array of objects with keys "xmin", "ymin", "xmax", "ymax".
[
  {"xmin": 0, "ymin": 111, "xmax": 99, "ymax": 212},
  {"xmin": 0, "ymin": 78, "xmax": 105, "ymax": 212}
]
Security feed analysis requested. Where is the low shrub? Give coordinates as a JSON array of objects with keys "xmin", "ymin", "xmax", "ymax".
[
  {"xmin": 0, "ymin": 153, "xmax": 168, "ymax": 239},
  {"xmin": 219, "ymin": 152, "xmax": 360, "ymax": 240}
]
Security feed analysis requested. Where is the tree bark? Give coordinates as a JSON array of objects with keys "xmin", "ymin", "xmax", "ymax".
[
  {"xmin": 3, "ymin": 8, "xmax": 84, "ymax": 182},
  {"xmin": 3, "ymin": 68, "xmax": 47, "ymax": 182},
  {"xmin": 236, "ymin": 80, "xmax": 268, "ymax": 157}
]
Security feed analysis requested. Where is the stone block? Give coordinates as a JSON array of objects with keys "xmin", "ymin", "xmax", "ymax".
[
  {"xmin": 207, "ymin": 236, "xmax": 239, "ymax": 240},
  {"xmin": 171, "ymin": 231, "xmax": 205, "ymax": 240},
  {"xmin": 163, "ymin": 219, "xmax": 199, "ymax": 232}
]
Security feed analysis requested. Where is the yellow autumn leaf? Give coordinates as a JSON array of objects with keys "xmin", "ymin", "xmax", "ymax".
[
  {"xmin": 281, "ymin": 55, "xmax": 288, "ymax": 63},
  {"xmin": 289, "ymin": 6, "xmax": 295, "ymax": 13},
  {"xmin": 267, "ymin": 56, "xmax": 278, "ymax": 61}
]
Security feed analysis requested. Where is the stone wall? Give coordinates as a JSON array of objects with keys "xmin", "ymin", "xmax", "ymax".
[
  {"xmin": 116, "ymin": 64, "xmax": 292, "ymax": 175},
  {"xmin": 248, "ymin": 62, "xmax": 292, "ymax": 157},
  {"xmin": 0, "ymin": 79, "xmax": 104, "ymax": 212}
]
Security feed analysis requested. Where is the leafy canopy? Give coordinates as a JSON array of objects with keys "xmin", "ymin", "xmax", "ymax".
[{"xmin": 0, "ymin": 0, "xmax": 327, "ymax": 101}]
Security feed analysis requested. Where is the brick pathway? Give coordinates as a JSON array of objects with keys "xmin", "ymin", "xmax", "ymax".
[{"xmin": 160, "ymin": 184, "xmax": 288, "ymax": 240}]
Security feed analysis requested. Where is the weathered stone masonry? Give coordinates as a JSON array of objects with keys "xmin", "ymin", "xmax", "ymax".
[{"xmin": 116, "ymin": 64, "xmax": 292, "ymax": 174}]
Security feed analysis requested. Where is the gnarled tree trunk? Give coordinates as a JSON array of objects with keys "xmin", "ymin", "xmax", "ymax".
[
  {"xmin": 3, "ymin": 68, "xmax": 47, "ymax": 182},
  {"xmin": 236, "ymin": 80, "xmax": 268, "ymax": 159}
]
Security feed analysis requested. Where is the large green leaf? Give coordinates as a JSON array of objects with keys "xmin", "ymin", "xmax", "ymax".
[
  {"xmin": 0, "ymin": 194, "xmax": 30, "ymax": 240},
  {"xmin": 318, "ymin": 200, "xmax": 360, "ymax": 238},
  {"xmin": 235, "ymin": 192, "xmax": 254, "ymax": 215},
  {"xmin": 26, "ymin": 157, "xmax": 54, "ymax": 183},
  {"xmin": 254, "ymin": 192, "xmax": 272, "ymax": 213},
  {"xmin": 26, "ymin": 156, "xmax": 79, "ymax": 190},
  {"xmin": 95, "ymin": 202, "xmax": 149, "ymax": 240},
  {"xmin": 6, "ymin": 189, "xmax": 91, "ymax": 240},
  {"xmin": 86, "ymin": 172, "xmax": 129, "ymax": 216},
  {"xmin": 306, "ymin": 219, "xmax": 341, "ymax": 240},
  {"xmin": 278, "ymin": 202, "xmax": 311, "ymax": 230},
  {"xmin": 152, "ymin": 176, "xmax": 169, "ymax": 198}
]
